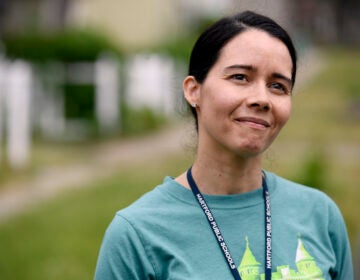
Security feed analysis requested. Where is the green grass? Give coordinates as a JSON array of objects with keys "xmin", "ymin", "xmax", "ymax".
[
  {"xmin": 0, "ymin": 47, "xmax": 359, "ymax": 279},
  {"xmin": 0, "ymin": 154, "xmax": 193, "ymax": 279},
  {"xmin": 0, "ymin": 140, "xmax": 99, "ymax": 189}
]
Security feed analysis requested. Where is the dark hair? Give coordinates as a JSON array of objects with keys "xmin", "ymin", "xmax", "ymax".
[{"xmin": 188, "ymin": 10, "xmax": 297, "ymax": 129}]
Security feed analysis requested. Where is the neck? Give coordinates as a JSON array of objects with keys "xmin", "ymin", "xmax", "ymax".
[{"xmin": 177, "ymin": 151, "xmax": 263, "ymax": 195}]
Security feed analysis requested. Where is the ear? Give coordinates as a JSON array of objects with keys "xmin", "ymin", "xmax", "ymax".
[{"xmin": 183, "ymin": 76, "xmax": 201, "ymax": 107}]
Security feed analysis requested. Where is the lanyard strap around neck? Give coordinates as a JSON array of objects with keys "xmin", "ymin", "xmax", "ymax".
[{"xmin": 186, "ymin": 167, "xmax": 272, "ymax": 280}]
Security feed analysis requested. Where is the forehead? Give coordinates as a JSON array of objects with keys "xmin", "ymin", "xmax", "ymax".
[{"xmin": 215, "ymin": 29, "xmax": 292, "ymax": 74}]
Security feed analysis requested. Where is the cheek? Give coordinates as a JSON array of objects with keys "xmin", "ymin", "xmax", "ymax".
[
  {"xmin": 276, "ymin": 100, "xmax": 292, "ymax": 128},
  {"xmin": 200, "ymin": 85, "xmax": 231, "ymax": 115}
]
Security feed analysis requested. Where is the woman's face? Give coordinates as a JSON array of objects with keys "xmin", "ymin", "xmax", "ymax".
[{"xmin": 184, "ymin": 28, "xmax": 293, "ymax": 159}]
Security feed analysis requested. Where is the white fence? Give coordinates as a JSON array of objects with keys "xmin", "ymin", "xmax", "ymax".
[
  {"xmin": 126, "ymin": 54, "xmax": 178, "ymax": 116},
  {"xmin": 0, "ymin": 53, "xmax": 180, "ymax": 169}
]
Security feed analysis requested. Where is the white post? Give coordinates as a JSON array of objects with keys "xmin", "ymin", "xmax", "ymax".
[
  {"xmin": 126, "ymin": 54, "xmax": 175, "ymax": 116},
  {"xmin": 0, "ymin": 59, "xmax": 6, "ymax": 165},
  {"xmin": 95, "ymin": 54, "xmax": 120, "ymax": 134},
  {"xmin": 6, "ymin": 60, "xmax": 32, "ymax": 169},
  {"xmin": 31, "ymin": 62, "xmax": 66, "ymax": 141},
  {"xmin": 156, "ymin": 56, "xmax": 175, "ymax": 116}
]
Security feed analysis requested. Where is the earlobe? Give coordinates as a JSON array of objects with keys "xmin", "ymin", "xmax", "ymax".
[{"xmin": 183, "ymin": 76, "xmax": 200, "ymax": 107}]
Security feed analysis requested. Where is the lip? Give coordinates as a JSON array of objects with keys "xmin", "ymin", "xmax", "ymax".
[{"xmin": 234, "ymin": 117, "xmax": 271, "ymax": 129}]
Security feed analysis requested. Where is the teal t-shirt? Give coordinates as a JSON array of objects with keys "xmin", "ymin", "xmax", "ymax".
[{"xmin": 94, "ymin": 171, "xmax": 353, "ymax": 279}]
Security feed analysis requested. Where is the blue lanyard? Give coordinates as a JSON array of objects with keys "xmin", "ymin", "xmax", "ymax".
[{"xmin": 187, "ymin": 167, "xmax": 272, "ymax": 280}]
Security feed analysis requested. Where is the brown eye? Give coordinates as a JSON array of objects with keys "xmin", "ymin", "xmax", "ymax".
[
  {"xmin": 231, "ymin": 74, "xmax": 247, "ymax": 82},
  {"xmin": 269, "ymin": 82, "xmax": 289, "ymax": 95}
]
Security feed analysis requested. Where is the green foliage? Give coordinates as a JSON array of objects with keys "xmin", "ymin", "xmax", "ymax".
[
  {"xmin": 312, "ymin": 48, "xmax": 360, "ymax": 105},
  {"xmin": 121, "ymin": 105, "xmax": 167, "ymax": 135},
  {"xmin": 156, "ymin": 35, "xmax": 194, "ymax": 63},
  {"xmin": 2, "ymin": 29, "xmax": 122, "ymax": 62},
  {"xmin": 64, "ymin": 85, "xmax": 95, "ymax": 119},
  {"xmin": 152, "ymin": 16, "xmax": 217, "ymax": 63},
  {"xmin": 345, "ymin": 82, "xmax": 360, "ymax": 100},
  {"xmin": 296, "ymin": 151, "xmax": 327, "ymax": 192},
  {"xmin": 2, "ymin": 28, "xmax": 123, "ymax": 137},
  {"xmin": 346, "ymin": 81, "xmax": 360, "ymax": 119}
]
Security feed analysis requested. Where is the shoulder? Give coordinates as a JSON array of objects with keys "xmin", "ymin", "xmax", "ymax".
[
  {"xmin": 267, "ymin": 171, "xmax": 349, "ymax": 243},
  {"xmin": 266, "ymin": 171, "xmax": 343, "ymax": 219},
  {"xmin": 100, "ymin": 178, "xmax": 175, "ymax": 250},
  {"xmin": 95, "ymin": 210, "xmax": 158, "ymax": 279},
  {"xmin": 266, "ymin": 170, "xmax": 334, "ymax": 203},
  {"xmin": 100, "ymin": 176, "xmax": 192, "ymax": 261},
  {"xmin": 109, "ymin": 176, "xmax": 187, "ymax": 231}
]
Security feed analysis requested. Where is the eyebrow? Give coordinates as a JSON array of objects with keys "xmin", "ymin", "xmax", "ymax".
[
  {"xmin": 224, "ymin": 64, "xmax": 254, "ymax": 72},
  {"xmin": 271, "ymin": 73, "xmax": 293, "ymax": 86},
  {"xmin": 224, "ymin": 64, "xmax": 293, "ymax": 86}
]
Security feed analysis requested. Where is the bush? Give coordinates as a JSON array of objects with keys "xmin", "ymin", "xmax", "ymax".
[
  {"xmin": 63, "ymin": 84, "xmax": 95, "ymax": 120},
  {"xmin": 2, "ymin": 29, "xmax": 122, "ymax": 62},
  {"xmin": 121, "ymin": 105, "xmax": 166, "ymax": 136},
  {"xmin": 346, "ymin": 82, "xmax": 360, "ymax": 119},
  {"xmin": 151, "ymin": 16, "xmax": 218, "ymax": 63},
  {"xmin": 297, "ymin": 150, "xmax": 327, "ymax": 191}
]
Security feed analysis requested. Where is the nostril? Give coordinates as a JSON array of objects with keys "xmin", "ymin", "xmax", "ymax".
[{"xmin": 250, "ymin": 102, "xmax": 270, "ymax": 111}]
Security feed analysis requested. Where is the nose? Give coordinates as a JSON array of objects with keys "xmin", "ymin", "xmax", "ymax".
[{"xmin": 247, "ymin": 83, "xmax": 271, "ymax": 111}]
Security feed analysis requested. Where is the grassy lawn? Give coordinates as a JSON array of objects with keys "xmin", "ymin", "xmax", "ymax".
[
  {"xmin": 0, "ymin": 47, "xmax": 359, "ymax": 279},
  {"xmin": 0, "ymin": 140, "xmax": 100, "ymax": 190},
  {"xmin": 0, "ymin": 154, "xmax": 194, "ymax": 279}
]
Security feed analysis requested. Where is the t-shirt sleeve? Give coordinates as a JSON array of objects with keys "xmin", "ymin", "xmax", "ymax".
[
  {"xmin": 94, "ymin": 214, "xmax": 156, "ymax": 280},
  {"xmin": 328, "ymin": 200, "xmax": 354, "ymax": 279}
]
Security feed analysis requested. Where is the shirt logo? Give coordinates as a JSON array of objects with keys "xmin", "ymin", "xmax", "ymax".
[{"xmin": 238, "ymin": 235, "xmax": 325, "ymax": 279}]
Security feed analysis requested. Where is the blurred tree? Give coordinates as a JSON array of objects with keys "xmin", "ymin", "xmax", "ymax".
[
  {"xmin": 289, "ymin": 0, "xmax": 360, "ymax": 45},
  {"xmin": 297, "ymin": 150, "xmax": 328, "ymax": 192},
  {"xmin": 0, "ymin": 0, "xmax": 71, "ymax": 36},
  {"xmin": 333, "ymin": 0, "xmax": 360, "ymax": 45}
]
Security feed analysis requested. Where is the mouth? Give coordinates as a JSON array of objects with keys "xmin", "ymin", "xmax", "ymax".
[{"xmin": 234, "ymin": 117, "xmax": 271, "ymax": 129}]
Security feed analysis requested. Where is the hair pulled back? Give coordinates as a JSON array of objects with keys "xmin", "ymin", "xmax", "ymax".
[{"xmin": 187, "ymin": 11, "xmax": 297, "ymax": 129}]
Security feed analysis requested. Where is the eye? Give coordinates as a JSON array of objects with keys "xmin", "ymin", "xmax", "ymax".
[
  {"xmin": 230, "ymin": 74, "xmax": 248, "ymax": 82},
  {"xmin": 269, "ymin": 82, "xmax": 290, "ymax": 95}
]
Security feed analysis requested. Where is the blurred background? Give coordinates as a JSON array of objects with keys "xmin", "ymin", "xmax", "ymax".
[{"xmin": 0, "ymin": 0, "xmax": 359, "ymax": 279}]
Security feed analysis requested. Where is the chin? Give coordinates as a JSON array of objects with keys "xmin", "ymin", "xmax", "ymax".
[{"xmin": 232, "ymin": 143, "xmax": 266, "ymax": 158}]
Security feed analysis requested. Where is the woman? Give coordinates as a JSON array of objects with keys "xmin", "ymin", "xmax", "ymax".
[{"xmin": 94, "ymin": 11, "xmax": 353, "ymax": 279}]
